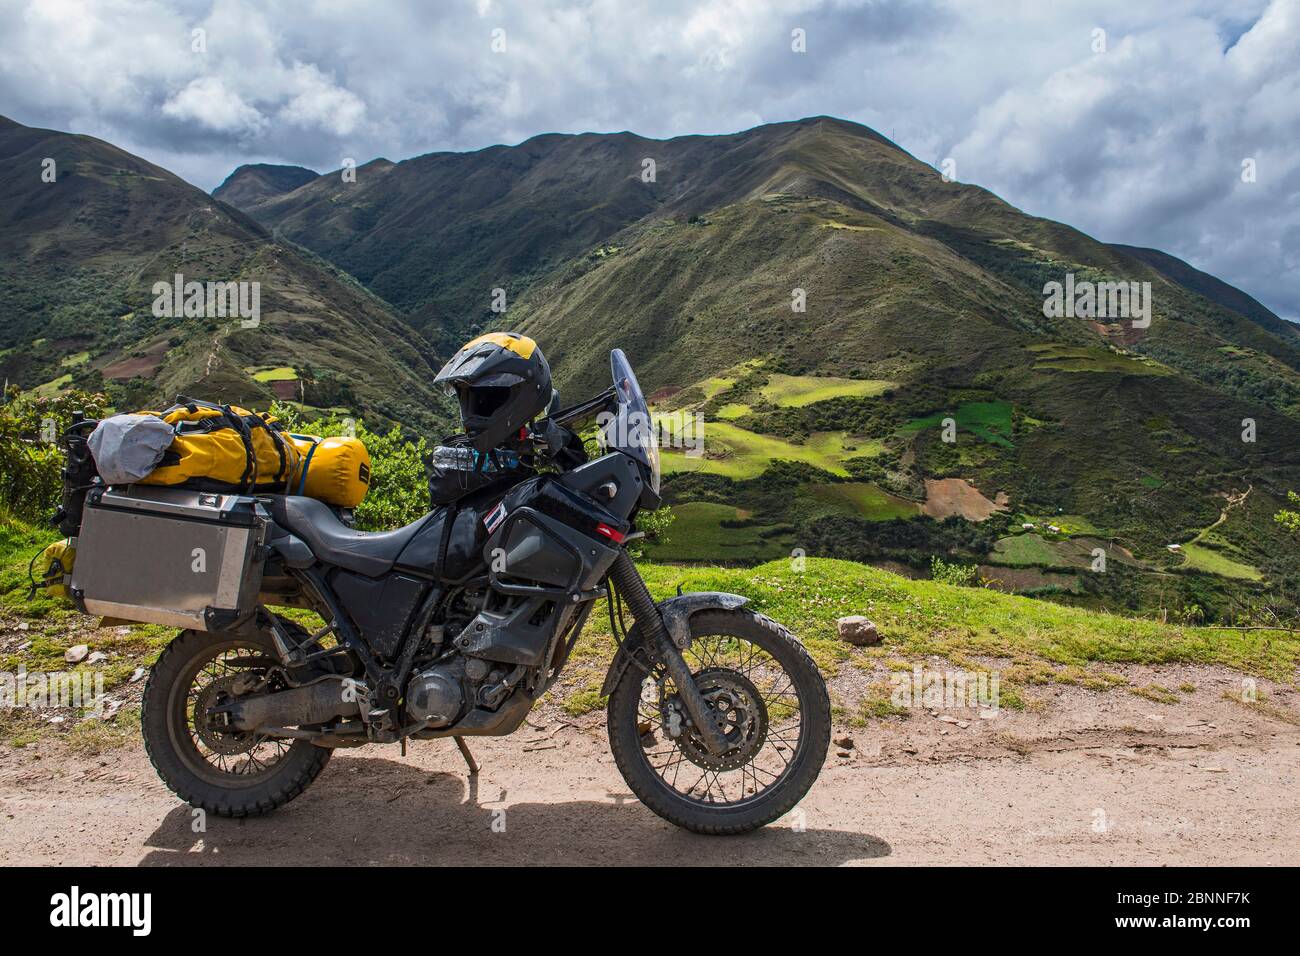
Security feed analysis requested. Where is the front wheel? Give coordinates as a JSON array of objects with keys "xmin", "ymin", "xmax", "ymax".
[{"xmin": 607, "ymin": 608, "xmax": 831, "ymax": 834}]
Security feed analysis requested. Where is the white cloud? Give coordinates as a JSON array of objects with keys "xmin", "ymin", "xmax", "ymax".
[
  {"xmin": 279, "ymin": 63, "xmax": 366, "ymax": 136},
  {"xmin": 162, "ymin": 76, "xmax": 265, "ymax": 134}
]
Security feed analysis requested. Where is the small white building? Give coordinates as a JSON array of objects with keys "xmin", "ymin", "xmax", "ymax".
[{"xmin": 1166, "ymin": 543, "xmax": 1183, "ymax": 553}]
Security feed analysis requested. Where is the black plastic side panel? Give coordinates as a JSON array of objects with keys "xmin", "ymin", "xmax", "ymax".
[
  {"xmin": 331, "ymin": 569, "xmax": 428, "ymax": 659},
  {"xmin": 559, "ymin": 452, "xmax": 643, "ymax": 523}
]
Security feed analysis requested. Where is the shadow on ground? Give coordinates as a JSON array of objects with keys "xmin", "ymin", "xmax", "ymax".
[{"xmin": 138, "ymin": 755, "xmax": 888, "ymax": 866}]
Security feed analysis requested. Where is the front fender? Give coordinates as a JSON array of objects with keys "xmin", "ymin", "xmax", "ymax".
[{"xmin": 599, "ymin": 591, "xmax": 750, "ymax": 697}]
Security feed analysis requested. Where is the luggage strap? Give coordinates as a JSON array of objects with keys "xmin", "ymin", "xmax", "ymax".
[{"xmin": 171, "ymin": 396, "xmax": 257, "ymax": 492}]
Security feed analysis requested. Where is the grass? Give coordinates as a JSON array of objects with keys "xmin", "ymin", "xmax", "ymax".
[
  {"xmin": 32, "ymin": 373, "xmax": 72, "ymax": 397},
  {"xmin": 990, "ymin": 534, "xmax": 1062, "ymax": 567},
  {"xmin": 901, "ymin": 401, "xmax": 1015, "ymax": 448},
  {"xmin": 807, "ymin": 482, "xmax": 918, "ymax": 520},
  {"xmin": 758, "ymin": 373, "xmax": 894, "ymax": 408},
  {"xmin": 249, "ymin": 366, "xmax": 299, "ymax": 382},
  {"xmin": 551, "ymin": 558, "xmax": 1300, "ymax": 716},
  {"xmin": 659, "ymin": 420, "xmax": 881, "ymax": 479},
  {"xmin": 59, "ymin": 351, "xmax": 90, "ymax": 367},
  {"xmin": 715, "ymin": 402, "xmax": 752, "ymax": 420},
  {"xmin": 1180, "ymin": 543, "xmax": 1263, "ymax": 581}
]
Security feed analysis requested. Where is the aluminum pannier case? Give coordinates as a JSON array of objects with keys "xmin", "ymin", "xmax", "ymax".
[{"xmin": 69, "ymin": 486, "xmax": 269, "ymax": 631}]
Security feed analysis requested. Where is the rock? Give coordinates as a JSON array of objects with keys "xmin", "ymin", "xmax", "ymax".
[
  {"xmin": 86, "ymin": 651, "xmax": 109, "ymax": 665},
  {"xmin": 938, "ymin": 714, "xmax": 961, "ymax": 724},
  {"xmin": 956, "ymin": 720, "xmax": 970, "ymax": 729},
  {"xmin": 18, "ymin": 622, "xmax": 30, "ymax": 631},
  {"xmin": 129, "ymin": 667, "xmax": 146, "ymax": 683},
  {"xmin": 98, "ymin": 700, "xmax": 122, "ymax": 721},
  {"xmin": 64, "ymin": 644, "xmax": 90, "ymax": 664},
  {"xmin": 836, "ymin": 750, "xmax": 852, "ymax": 758},
  {"xmin": 16, "ymin": 641, "xmax": 31, "ymax": 652},
  {"xmin": 836, "ymin": 615, "xmax": 880, "ymax": 646},
  {"xmin": 832, "ymin": 735, "xmax": 855, "ymax": 749}
]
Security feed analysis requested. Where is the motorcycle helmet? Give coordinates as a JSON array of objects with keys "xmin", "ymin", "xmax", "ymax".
[{"xmin": 434, "ymin": 332, "xmax": 552, "ymax": 452}]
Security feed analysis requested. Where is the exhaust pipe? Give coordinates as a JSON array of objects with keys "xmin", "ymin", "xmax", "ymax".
[{"xmin": 220, "ymin": 681, "xmax": 360, "ymax": 731}]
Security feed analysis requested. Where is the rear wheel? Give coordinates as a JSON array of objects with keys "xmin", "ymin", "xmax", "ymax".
[
  {"xmin": 142, "ymin": 627, "xmax": 332, "ymax": 817},
  {"xmin": 607, "ymin": 608, "xmax": 831, "ymax": 834}
]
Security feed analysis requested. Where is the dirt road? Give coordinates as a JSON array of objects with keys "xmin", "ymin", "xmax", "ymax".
[{"xmin": 1, "ymin": 662, "xmax": 1296, "ymax": 866}]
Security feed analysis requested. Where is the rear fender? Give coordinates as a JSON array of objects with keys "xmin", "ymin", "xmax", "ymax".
[{"xmin": 599, "ymin": 591, "xmax": 750, "ymax": 697}]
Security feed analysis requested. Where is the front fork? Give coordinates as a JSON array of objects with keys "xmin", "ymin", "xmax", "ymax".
[{"xmin": 606, "ymin": 552, "xmax": 730, "ymax": 755}]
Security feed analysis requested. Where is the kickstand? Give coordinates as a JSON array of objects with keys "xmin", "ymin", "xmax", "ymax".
[{"xmin": 453, "ymin": 735, "xmax": 480, "ymax": 774}]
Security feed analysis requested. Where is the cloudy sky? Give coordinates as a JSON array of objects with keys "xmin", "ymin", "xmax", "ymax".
[{"xmin": 1, "ymin": 0, "xmax": 1296, "ymax": 319}]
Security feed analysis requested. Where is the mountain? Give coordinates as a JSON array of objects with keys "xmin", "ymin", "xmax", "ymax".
[
  {"xmin": 220, "ymin": 117, "xmax": 1300, "ymax": 616},
  {"xmin": 5, "ymin": 113, "xmax": 1296, "ymax": 618},
  {"xmin": 0, "ymin": 116, "xmax": 451, "ymax": 433},
  {"xmin": 213, "ymin": 163, "xmax": 320, "ymax": 208}
]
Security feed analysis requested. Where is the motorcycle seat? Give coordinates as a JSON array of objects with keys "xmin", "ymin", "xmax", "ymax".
[{"xmin": 266, "ymin": 496, "xmax": 430, "ymax": 578}]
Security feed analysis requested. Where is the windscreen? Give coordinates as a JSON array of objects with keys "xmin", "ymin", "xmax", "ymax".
[{"xmin": 606, "ymin": 348, "xmax": 660, "ymax": 495}]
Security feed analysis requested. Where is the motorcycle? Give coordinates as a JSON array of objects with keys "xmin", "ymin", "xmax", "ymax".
[{"xmin": 137, "ymin": 349, "xmax": 830, "ymax": 834}]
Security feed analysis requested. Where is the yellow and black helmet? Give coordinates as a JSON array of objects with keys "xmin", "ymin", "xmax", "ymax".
[{"xmin": 434, "ymin": 332, "xmax": 552, "ymax": 451}]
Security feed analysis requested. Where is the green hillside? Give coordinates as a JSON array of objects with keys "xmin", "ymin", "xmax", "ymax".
[{"xmin": 0, "ymin": 116, "xmax": 453, "ymax": 434}]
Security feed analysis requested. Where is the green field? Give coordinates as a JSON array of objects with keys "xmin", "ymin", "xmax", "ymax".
[
  {"xmin": 660, "ymin": 420, "xmax": 883, "ymax": 478},
  {"xmin": 643, "ymin": 502, "xmax": 794, "ymax": 562},
  {"xmin": 1181, "ymin": 543, "xmax": 1263, "ymax": 581},
  {"xmin": 807, "ymin": 482, "xmax": 918, "ymax": 520},
  {"xmin": 59, "ymin": 351, "xmax": 90, "ymax": 367},
  {"xmin": 758, "ymin": 373, "xmax": 894, "ymax": 408},
  {"xmin": 715, "ymin": 402, "xmax": 752, "ymax": 420},
  {"xmin": 990, "ymin": 533, "xmax": 1062, "ymax": 567},
  {"xmin": 901, "ymin": 400, "xmax": 1015, "ymax": 448},
  {"xmin": 249, "ymin": 366, "xmax": 299, "ymax": 383},
  {"xmin": 32, "ymin": 374, "xmax": 72, "ymax": 397}
]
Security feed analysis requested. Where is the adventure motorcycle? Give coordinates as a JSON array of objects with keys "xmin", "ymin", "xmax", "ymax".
[{"xmin": 121, "ymin": 349, "xmax": 831, "ymax": 834}]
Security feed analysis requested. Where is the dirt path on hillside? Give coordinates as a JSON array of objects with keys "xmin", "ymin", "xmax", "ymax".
[{"xmin": 2, "ymin": 662, "xmax": 1296, "ymax": 866}]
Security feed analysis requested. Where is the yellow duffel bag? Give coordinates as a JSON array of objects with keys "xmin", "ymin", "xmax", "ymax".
[
  {"xmin": 288, "ymin": 434, "xmax": 371, "ymax": 508},
  {"xmin": 138, "ymin": 398, "xmax": 301, "ymax": 493}
]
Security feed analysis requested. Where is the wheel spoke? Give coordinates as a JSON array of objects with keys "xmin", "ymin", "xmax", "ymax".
[{"xmin": 633, "ymin": 632, "xmax": 808, "ymax": 810}]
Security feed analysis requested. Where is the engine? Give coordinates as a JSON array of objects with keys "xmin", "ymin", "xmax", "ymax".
[
  {"xmin": 404, "ymin": 586, "xmax": 535, "ymax": 729},
  {"xmin": 406, "ymin": 658, "xmax": 466, "ymax": 727}
]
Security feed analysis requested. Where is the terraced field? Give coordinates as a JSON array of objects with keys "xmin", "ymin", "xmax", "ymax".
[
  {"xmin": 660, "ymin": 420, "xmax": 883, "ymax": 479},
  {"xmin": 758, "ymin": 373, "xmax": 894, "ymax": 408},
  {"xmin": 1027, "ymin": 342, "xmax": 1170, "ymax": 376}
]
